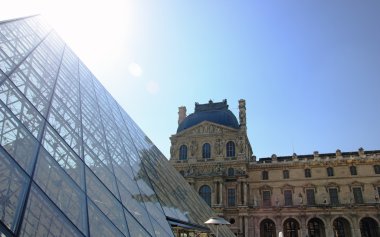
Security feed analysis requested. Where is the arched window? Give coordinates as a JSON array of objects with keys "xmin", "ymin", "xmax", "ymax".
[
  {"xmin": 260, "ymin": 219, "xmax": 276, "ymax": 237},
  {"xmin": 360, "ymin": 217, "xmax": 379, "ymax": 237},
  {"xmin": 199, "ymin": 185, "xmax": 211, "ymax": 206},
  {"xmin": 179, "ymin": 145, "xmax": 187, "ymax": 160},
  {"xmin": 202, "ymin": 143, "xmax": 211, "ymax": 159},
  {"xmin": 307, "ymin": 218, "xmax": 325, "ymax": 237},
  {"xmin": 283, "ymin": 218, "xmax": 300, "ymax": 237},
  {"xmin": 228, "ymin": 167, "xmax": 235, "ymax": 176},
  {"xmin": 226, "ymin": 141, "xmax": 235, "ymax": 157},
  {"xmin": 333, "ymin": 218, "xmax": 352, "ymax": 237}
]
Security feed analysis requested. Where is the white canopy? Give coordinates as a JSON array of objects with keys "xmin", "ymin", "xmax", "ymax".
[{"xmin": 204, "ymin": 217, "xmax": 230, "ymax": 225}]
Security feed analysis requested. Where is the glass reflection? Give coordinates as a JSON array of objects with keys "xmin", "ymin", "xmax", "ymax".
[
  {"xmin": 0, "ymin": 149, "xmax": 29, "ymax": 232},
  {"xmin": 19, "ymin": 184, "xmax": 84, "ymax": 237}
]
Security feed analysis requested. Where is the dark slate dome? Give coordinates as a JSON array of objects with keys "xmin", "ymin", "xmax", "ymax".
[{"xmin": 177, "ymin": 100, "xmax": 239, "ymax": 133}]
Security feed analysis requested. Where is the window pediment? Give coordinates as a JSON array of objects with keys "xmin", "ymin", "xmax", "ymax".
[
  {"xmin": 281, "ymin": 184, "xmax": 295, "ymax": 194},
  {"xmin": 302, "ymin": 183, "xmax": 317, "ymax": 193},
  {"xmin": 349, "ymin": 181, "xmax": 365, "ymax": 191},
  {"xmin": 259, "ymin": 185, "xmax": 273, "ymax": 194},
  {"xmin": 325, "ymin": 182, "xmax": 340, "ymax": 192}
]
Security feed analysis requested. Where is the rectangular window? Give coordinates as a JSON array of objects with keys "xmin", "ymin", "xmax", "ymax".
[
  {"xmin": 353, "ymin": 187, "xmax": 364, "ymax": 204},
  {"xmin": 374, "ymin": 165, "xmax": 380, "ymax": 174},
  {"xmin": 228, "ymin": 189, "xmax": 236, "ymax": 207},
  {"xmin": 306, "ymin": 189, "xmax": 316, "ymax": 206},
  {"xmin": 262, "ymin": 171, "xmax": 268, "ymax": 180},
  {"xmin": 350, "ymin": 166, "xmax": 357, "ymax": 175},
  {"xmin": 327, "ymin": 167, "xmax": 334, "ymax": 177},
  {"xmin": 283, "ymin": 170, "xmax": 289, "ymax": 179},
  {"xmin": 329, "ymin": 188, "xmax": 339, "ymax": 205},
  {"xmin": 262, "ymin": 190, "xmax": 271, "ymax": 207},
  {"xmin": 284, "ymin": 190, "xmax": 293, "ymax": 206},
  {"xmin": 378, "ymin": 187, "xmax": 380, "ymax": 198},
  {"xmin": 304, "ymin": 169, "xmax": 311, "ymax": 178}
]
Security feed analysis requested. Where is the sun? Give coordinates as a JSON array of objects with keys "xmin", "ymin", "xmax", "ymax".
[
  {"xmin": 40, "ymin": 0, "xmax": 133, "ymax": 64},
  {"xmin": 1, "ymin": 0, "xmax": 137, "ymax": 71}
]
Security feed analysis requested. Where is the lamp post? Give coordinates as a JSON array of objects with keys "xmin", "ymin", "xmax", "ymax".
[{"xmin": 205, "ymin": 217, "xmax": 230, "ymax": 237}]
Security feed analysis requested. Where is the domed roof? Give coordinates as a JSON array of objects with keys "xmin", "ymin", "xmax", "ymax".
[{"xmin": 177, "ymin": 100, "xmax": 239, "ymax": 133}]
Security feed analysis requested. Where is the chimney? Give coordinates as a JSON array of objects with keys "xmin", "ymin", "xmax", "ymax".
[{"xmin": 178, "ymin": 106, "xmax": 187, "ymax": 125}]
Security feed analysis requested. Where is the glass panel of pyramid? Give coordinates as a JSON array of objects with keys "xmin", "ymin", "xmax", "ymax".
[{"xmin": 0, "ymin": 16, "xmax": 234, "ymax": 237}]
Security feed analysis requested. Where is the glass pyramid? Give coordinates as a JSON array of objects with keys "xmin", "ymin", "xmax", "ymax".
[{"xmin": 0, "ymin": 16, "xmax": 234, "ymax": 237}]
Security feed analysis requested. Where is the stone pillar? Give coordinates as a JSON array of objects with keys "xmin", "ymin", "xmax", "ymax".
[
  {"xmin": 237, "ymin": 181, "xmax": 242, "ymax": 205},
  {"xmin": 275, "ymin": 216, "xmax": 283, "ymax": 236},
  {"xmin": 212, "ymin": 181, "xmax": 217, "ymax": 206},
  {"xmin": 299, "ymin": 213, "xmax": 307, "ymax": 237},
  {"xmin": 244, "ymin": 182, "xmax": 248, "ymax": 206},
  {"xmin": 325, "ymin": 216, "xmax": 333, "ymax": 237},
  {"xmin": 219, "ymin": 182, "xmax": 223, "ymax": 206},
  {"xmin": 351, "ymin": 215, "xmax": 361, "ymax": 237},
  {"xmin": 239, "ymin": 216, "xmax": 244, "ymax": 236},
  {"xmin": 254, "ymin": 217, "xmax": 260, "ymax": 237},
  {"xmin": 238, "ymin": 99, "xmax": 246, "ymax": 126},
  {"xmin": 244, "ymin": 216, "xmax": 249, "ymax": 237}
]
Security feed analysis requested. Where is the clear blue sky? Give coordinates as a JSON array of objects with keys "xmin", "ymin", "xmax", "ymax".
[{"xmin": 3, "ymin": 0, "xmax": 380, "ymax": 158}]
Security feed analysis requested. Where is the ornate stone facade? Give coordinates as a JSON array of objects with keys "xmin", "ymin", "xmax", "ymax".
[{"xmin": 170, "ymin": 99, "xmax": 380, "ymax": 237}]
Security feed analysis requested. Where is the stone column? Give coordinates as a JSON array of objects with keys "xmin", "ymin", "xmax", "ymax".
[
  {"xmin": 275, "ymin": 216, "xmax": 283, "ymax": 237},
  {"xmin": 239, "ymin": 216, "xmax": 244, "ymax": 236},
  {"xmin": 244, "ymin": 182, "xmax": 248, "ymax": 206},
  {"xmin": 237, "ymin": 181, "xmax": 242, "ymax": 205},
  {"xmin": 325, "ymin": 216, "xmax": 333, "ymax": 237},
  {"xmin": 212, "ymin": 181, "xmax": 217, "ymax": 206},
  {"xmin": 253, "ymin": 217, "xmax": 259, "ymax": 237},
  {"xmin": 219, "ymin": 182, "xmax": 223, "ymax": 206},
  {"xmin": 244, "ymin": 216, "xmax": 249, "ymax": 237},
  {"xmin": 299, "ymin": 213, "xmax": 307, "ymax": 237},
  {"xmin": 351, "ymin": 215, "xmax": 361, "ymax": 237}
]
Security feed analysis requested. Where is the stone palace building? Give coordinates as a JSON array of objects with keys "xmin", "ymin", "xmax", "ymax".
[{"xmin": 169, "ymin": 99, "xmax": 380, "ymax": 237}]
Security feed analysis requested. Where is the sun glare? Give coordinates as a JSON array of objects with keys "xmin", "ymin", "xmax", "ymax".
[
  {"xmin": 38, "ymin": 0, "xmax": 132, "ymax": 65},
  {"xmin": 3, "ymin": 0, "xmax": 154, "ymax": 96}
]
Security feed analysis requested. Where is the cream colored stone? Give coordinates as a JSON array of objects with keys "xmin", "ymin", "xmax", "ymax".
[{"xmin": 170, "ymin": 100, "xmax": 380, "ymax": 236}]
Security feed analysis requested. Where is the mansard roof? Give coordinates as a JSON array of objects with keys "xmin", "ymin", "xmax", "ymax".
[{"xmin": 177, "ymin": 100, "xmax": 239, "ymax": 133}]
